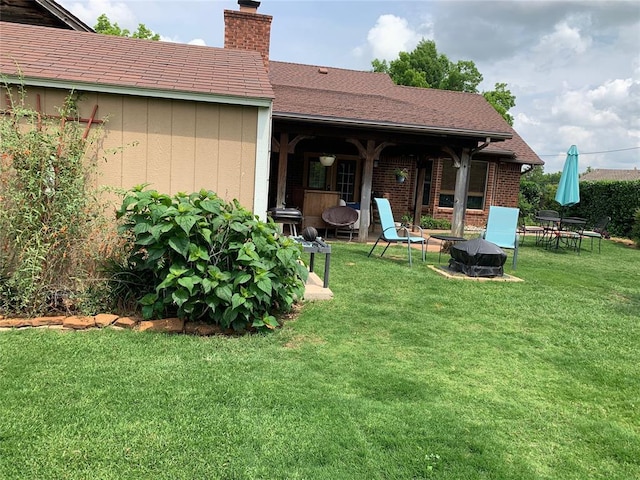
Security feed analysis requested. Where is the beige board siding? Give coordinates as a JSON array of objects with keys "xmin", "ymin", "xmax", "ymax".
[{"xmin": 5, "ymin": 87, "xmax": 259, "ymax": 210}]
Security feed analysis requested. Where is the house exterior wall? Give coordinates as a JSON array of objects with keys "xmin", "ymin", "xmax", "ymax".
[
  {"xmin": 370, "ymin": 156, "xmax": 522, "ymax": 229},
  {"xmin": 3, "ymin": 87, "xmax": 260, "ymax": 212}
]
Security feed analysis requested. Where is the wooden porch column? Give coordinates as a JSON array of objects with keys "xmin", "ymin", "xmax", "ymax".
[
  {"xmin": 451, "ymin": 148, "xmax": 471, "ymax": 238},
  {"xmin": 275, "ymin": 132, "xmax": 288, "ymax": 208},
  {"xmin": 359, "ymin": 141, "xmax": 375, "ymax": 242},
  {"xmin": 347, "ymin": 138, "xmax": 393, "ymax": 242},
  {"xmin": 273, "ymin": 133, "xmax": 314, "ymax": 208}
]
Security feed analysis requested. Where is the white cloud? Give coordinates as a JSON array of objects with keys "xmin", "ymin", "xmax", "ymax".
[
  {"xmin": 188, "ymin": 39, "xmax": 207, "ymax": 47},
  {"xmin": 366, "ymin": 14, "xmax": 422, "ymax": 61},
  {"xmin": 535, "ymin": 20, "xmax": 592, "ymax": 55},
  {"xmin": 64, "ymin": 0, "xmax": 137, "ymax": 30},
  {"xmin": 515, "ymin": 112, "xmax": 539, "ymax": 127}
]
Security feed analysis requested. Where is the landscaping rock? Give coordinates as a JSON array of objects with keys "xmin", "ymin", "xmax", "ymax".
[
  {"xmin": 94, "ymin": 314, "xmax": 119, "ymax": 327},
  {"xmin": 63, "ymin": 316, "xmax": 96, "ymax": 330},
  {"xmin": 31, "ymin": 316, "xmax": 65, "ymax": 327},
  {"xmin": 0, "ymin": 318, "xmax": 33, "ymax": 328},
  {"xmin": 138, "ymin": 318, "xmax": 184, "ymax": 333},
  {"xmin": 114, "ymin": 317, "xmax": 139, "ymax": 329}
]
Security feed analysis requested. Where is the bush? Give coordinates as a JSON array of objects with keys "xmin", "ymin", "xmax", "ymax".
[
  {"xmin": 563, "ymin": 180, "xmax": 640, "ymax": 238},
  {"xmin": 115, "ymin": 187, "xmax": 308, "ymax": 331},
  {"xmin": 0, "ymin": 86, "xmax": 109, "ymax": 316},
  {"xmin": 420, "ymin": 215, "xmax": 452, "ymax": 230},
  {"xmin": 631, "ymin": 209, "xmax": 640, "ymax": 247}
]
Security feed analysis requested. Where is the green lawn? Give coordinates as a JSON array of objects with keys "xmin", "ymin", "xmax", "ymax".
[{"xmin": 1, "ymin": 238, "xmax": 639, "ymax": 479}]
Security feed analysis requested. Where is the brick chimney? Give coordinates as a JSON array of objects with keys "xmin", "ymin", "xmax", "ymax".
[{"xmin": 224, "ymin": 0, "xmax": 272, "ymax": 72}]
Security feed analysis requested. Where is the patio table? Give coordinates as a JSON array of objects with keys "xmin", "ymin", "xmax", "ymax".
[
  {"xmin": 426, "ymin": 234, "xmax": 466, "ymax": 263},
  {"xmin": 546, "ymin": 217, "xmax": 586, "ymax": 251},
  {"xmin": 292, "ymin": 236, "xmax": 332, "ymax": 288}
]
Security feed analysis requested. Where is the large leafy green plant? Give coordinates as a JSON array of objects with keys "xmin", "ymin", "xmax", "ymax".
[{"xmin": 115, "ymin": 187, "xmax": 308, "ymax": 331}]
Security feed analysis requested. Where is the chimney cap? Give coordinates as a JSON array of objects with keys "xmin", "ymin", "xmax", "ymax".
[{"xmin": 238, "ymin": 0, "xmax": 261, "ymax": 10}]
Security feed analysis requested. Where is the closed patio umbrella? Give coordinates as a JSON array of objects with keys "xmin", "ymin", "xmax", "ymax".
[{"xmin": 555, "ymin": 145, "xmax": 580, "ymax": 206}]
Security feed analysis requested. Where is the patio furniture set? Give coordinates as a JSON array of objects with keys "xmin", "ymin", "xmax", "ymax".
[
  {"xmin": 521, "ymin": 210, "xmax": 610, "ymax": 254},
  {"xmin": 368, "ymin": 199, "xmax": 519, "ymax": 273}
]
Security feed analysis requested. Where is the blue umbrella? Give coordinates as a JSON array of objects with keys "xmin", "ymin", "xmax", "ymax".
[{"xmin": 555, "ymin": 145, "xmax": 580, "ymax": 206}]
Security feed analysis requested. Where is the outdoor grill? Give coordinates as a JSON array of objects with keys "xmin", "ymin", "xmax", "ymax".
[
  {"xmin": 267, "ymin": 208, "xmax": 303, "ymax": 236},
  {"xmin": 448, "ymin": 238, "xmax": 507, "ymax": 277}
]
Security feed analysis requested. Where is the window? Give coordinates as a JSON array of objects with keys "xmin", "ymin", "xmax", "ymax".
[
  {"xmin": 308, "ymin": 159, "xmax": 327, "ymax": 189},
  {"xmin": 336, "ymin": 160, "xmax": 357, "ymax": 202},
  {"xmin": 438, "ymin": 159, "xmax": 488, "ymax": 209},
  {"xmin": 421, "ymin": 160, "xmax": 434, "ymax": 206}
]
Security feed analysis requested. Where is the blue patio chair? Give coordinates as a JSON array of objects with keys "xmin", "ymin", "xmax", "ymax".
[
  {"xmin": 368, "ymin": 198, "xmax": 425, "ymax": 266},
  {"xmin": 481, "ymin": 206, "xmax": 520, "ymax": 269}
]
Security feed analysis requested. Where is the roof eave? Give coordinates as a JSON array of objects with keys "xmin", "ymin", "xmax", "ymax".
[
  {"xmin": 4, "ymin": 75, "xmax": 273, "ymax": 108},
  {"xmin": 476, "ymin": 147, "xmax": 544, "ymax": 165},
  {"xmin": 272, "ymin": 111, "xmax": 513, "ymax": 140},
  {"xmin": 34, "ymin": 0, "xmax": 94, "ymax": 32}
]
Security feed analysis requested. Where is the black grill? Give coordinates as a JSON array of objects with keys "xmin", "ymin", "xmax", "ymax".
[{"xmin": 448, "ymin": 238, "xmax": 507, "ymax": 277}]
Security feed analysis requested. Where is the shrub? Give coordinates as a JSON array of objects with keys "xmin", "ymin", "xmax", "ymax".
[
  {"xmin": 631, "ymin": 209, "xmax": 640, "ymax": 247},
  {"xmin": 558, "ymin": 180, "xmax": 640, "ymax": 238},
  {"xmin": 0, "ymin": 85, "xmax": 109, "ymax": 316},
  {"xmin": 115, "ymin": 187, "xmax": 308, "ymax": 331},
  {"xmin": 420, "ymin": 215, "xmax": 452, "ymax": 230}
]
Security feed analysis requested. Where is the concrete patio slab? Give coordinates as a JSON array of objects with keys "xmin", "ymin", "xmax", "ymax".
[
  {"xmin": 303, "ymin": 272, "xmax": 333, "ymax": 301},
  {"xmin": 428, "ymin": 264, "xmax": 523, "ymax": 282}
]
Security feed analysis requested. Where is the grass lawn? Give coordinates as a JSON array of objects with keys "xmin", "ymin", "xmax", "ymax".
[{"xmin": 1, "ymin": 238, "xmax": 639, "ymax": 479}]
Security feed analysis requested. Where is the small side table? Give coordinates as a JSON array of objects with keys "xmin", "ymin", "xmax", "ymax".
[
  {"xmin": 426, "ymin": 234, "xmax": 466, "ymax": 263},
  {"xmin": 292, "ymin": 237, "xmax": 332, "ymax": 288}
]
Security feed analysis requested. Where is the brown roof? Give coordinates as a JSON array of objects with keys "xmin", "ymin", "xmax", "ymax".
[
  {"xmin": 580, "ymin": 168, "xmax": 640, "ymax": 182},
  {"xmin": 0, "ymin": 0, "xmax": 93, "ymax": 31},
  {"xmin": 269, "ymin": 61, "xmax": 542, "ymax": 165},
  {"xmin": 0, "ymin": 21, "xmax": 274, "ymax": 103}
]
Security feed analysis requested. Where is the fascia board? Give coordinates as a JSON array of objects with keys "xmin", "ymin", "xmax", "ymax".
[
  {"xmin": 4, "ymin": 75, "xmax": 273, "ymax": 108},
  {"xmin": 273, "ymin": 112, "xmax": 512, "ymax": 140}
]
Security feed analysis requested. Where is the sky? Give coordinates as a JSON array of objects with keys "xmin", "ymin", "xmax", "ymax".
[{"xmin": 58, "ymin": 0, "xmax": 640, "ymax": 174}]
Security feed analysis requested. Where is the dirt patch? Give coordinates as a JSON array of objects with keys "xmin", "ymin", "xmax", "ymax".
[{"xmin": 610, "ymin": 237, "xmax": 637, "ymax": 248}]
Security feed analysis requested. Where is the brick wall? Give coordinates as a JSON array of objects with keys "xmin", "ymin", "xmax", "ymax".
[
  {"xmin": 493, "ymin": 162, "xmax": 521, "ymax": 207},
  {"xmin": 224, "ymin": 8, "xmax": 272, "ymax": 71},
  {"xmin": 372, "ymin": 157, "xmax": 415, "ymax": 222},
  {"xmin": 372, "ymin": 157, "xmax": 522, "ymax": 228}
]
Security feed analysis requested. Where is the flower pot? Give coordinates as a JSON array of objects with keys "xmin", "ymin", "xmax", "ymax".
[
  {"xmin": 396, "ymin": 175, "xmax": 406, "ymax": 183},
  {"xmin": 319, "ymin": 155, "xmax": 335, "ymax": 167}
]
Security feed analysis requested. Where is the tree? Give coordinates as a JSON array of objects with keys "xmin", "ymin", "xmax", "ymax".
[
  {"xmin": 94, "ymin": 13, "xmax": 160, "ymax": 40},
  {"xmin": 483, "ymin": 83, "xmax": 516, "ymax": 126},
  {"xmin": 372, "ymin": 40, "xmax": 481, "ymax": 93},
  {"xmin": 372, "ymin": 39, "xmax": 515, "ymax": 124}
]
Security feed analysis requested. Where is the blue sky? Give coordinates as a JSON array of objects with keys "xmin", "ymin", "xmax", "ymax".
[{"xmin": 59, "ymin": 0, "xmax": 640, "ymax": 173}]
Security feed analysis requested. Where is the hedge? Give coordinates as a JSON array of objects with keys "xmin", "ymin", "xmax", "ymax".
[{"xmin": 562, "ymin": 180, "xmax": 640, "ymax": 238}]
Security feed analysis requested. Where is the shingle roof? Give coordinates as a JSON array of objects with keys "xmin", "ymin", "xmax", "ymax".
[
  {"xmin": 0, "ymin": 21, "xmax": 274, "ymax": 102},
  {"xmin": 580, "ymin": 168, "xmax": 640, "ymax": 182},
  {"xmin": 269, "ymin": 61, "xmax": 542, "ymax": 164}
]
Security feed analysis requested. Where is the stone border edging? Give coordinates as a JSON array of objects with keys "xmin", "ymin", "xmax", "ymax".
[{"xmin": 0, "ymin": 315, "xmax": 230, "ymax": 336}]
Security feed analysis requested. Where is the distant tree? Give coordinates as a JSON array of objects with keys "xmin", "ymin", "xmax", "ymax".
[
  {"xmin": 94, "ymin": 13, "xmax": 160, "ymax": 40},
  {"xmin": 519, "ymin": 166, "xmax": 563, "ymax": 218},
  {"xmin": 372, "ymin": 39, "xmax": 515, "ymax": 124}
]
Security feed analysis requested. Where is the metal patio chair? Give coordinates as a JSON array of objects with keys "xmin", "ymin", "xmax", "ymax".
[
  {"xmin": 580, "ymin": 216, "xmax": 611, "ymax": 253},
  {"xmin": 368, "ymin": 198, "xmax": 425, "ymax": 266}
]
